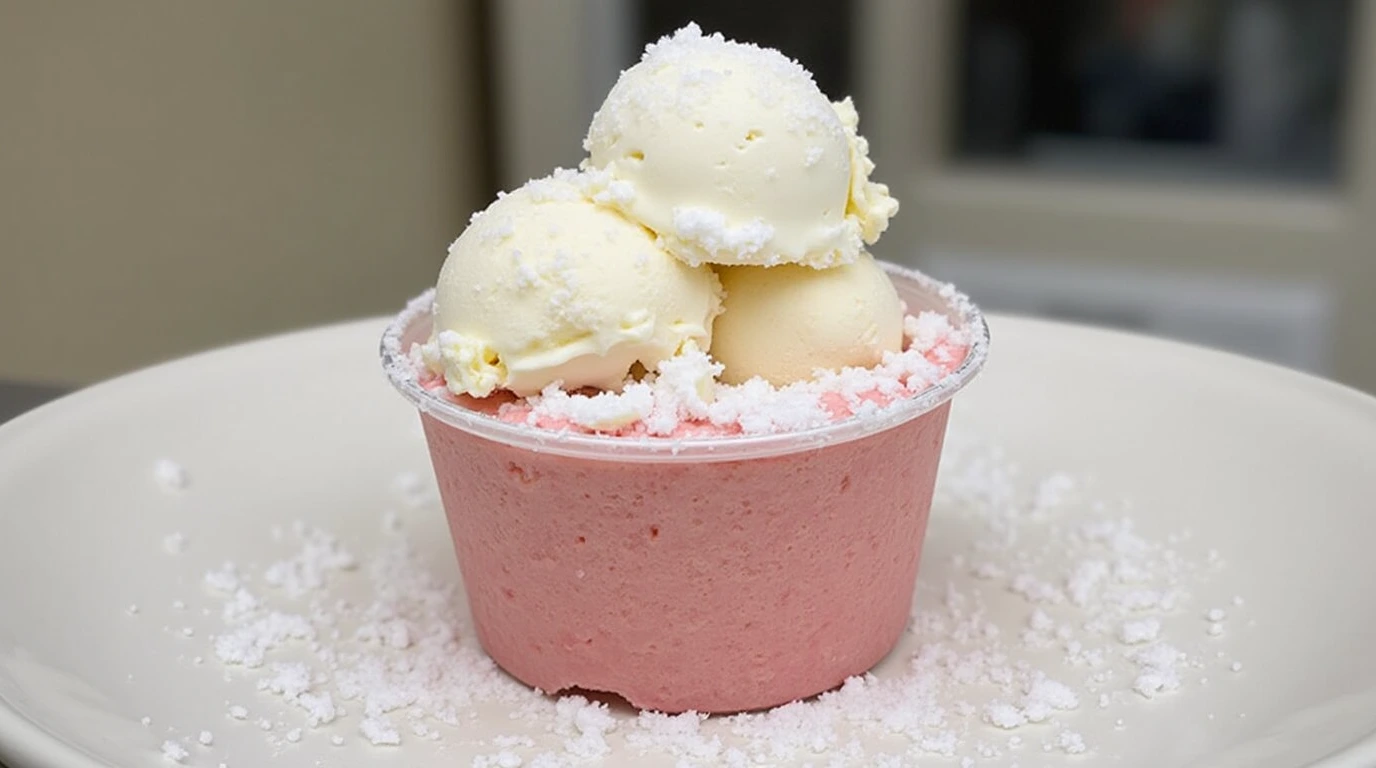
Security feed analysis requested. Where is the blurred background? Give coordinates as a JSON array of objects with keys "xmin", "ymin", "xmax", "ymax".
[{"xmin": 2, "ymin": 0, "xmax": 1374, "ymax": 421}]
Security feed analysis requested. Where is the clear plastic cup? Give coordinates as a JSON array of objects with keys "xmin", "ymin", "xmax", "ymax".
[{"xmin": 380, "ymin": 261, "xmax": 988, "ymax": 713}]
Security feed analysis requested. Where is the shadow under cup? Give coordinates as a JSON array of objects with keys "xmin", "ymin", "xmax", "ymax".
[{"xmin": 381, "ymin": 262, "xmax": 989, "ymax": 714}]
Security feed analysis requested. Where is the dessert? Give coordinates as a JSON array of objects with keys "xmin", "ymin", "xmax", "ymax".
[
  {"xmin": 581, "ymin": 26, "xmax": 897, "ymax": 268},
  {"xmin": 423, "ymin": 171, "xmax": 722, "ymax": 397},
  {"xmin": 381, "ymin": 23, "xmax": 988, "ymax": 713},
  {"xmin": 711, "ymin": 252, "xmax": 904, "ymax": 385}
]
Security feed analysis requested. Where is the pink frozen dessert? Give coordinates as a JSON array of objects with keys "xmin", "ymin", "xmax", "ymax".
[{"xmin": 381, "ymin": 24, "xmax": 988, "ymax": 714}]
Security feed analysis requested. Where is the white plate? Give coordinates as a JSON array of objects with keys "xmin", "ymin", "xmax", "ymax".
[{"xmin": 2, "ymin": 315, "xmax": 1375, "ymax": 768}]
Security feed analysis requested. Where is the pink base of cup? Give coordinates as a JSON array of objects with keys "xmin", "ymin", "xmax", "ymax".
[{"xmin": 421, "ymin": 401, "xmax": 952, "ymax": 714}]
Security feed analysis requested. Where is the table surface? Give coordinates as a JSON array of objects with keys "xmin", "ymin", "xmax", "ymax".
[{"xmin": 0, "ymin": 382, "xmax": 68, "ymax": 426}]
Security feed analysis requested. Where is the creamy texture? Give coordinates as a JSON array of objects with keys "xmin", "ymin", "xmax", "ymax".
[
  {"xmin": 422, "ymin": 400, "xmax": 952, "ymax": 713},
  {"xmin": 416, "ymin": 309, "xmax": 969, "ymax": 437},
  {"xmin": 421, "ymin": 170, "xmax": 722, "ymax": 397},
  {"xmin": 582, "ymin": 23, "xmax": 897, "ymax": 268},
  {"xmin": 712, "ymin": 252, "xmax": 905, "ymax": 385},
  {"xmin": 389, "ymin": 22, "xmax": 984, "ymax": 716}
]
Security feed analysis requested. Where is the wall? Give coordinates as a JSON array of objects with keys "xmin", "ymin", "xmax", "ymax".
[{"xmin": 0, "ymin": 1, "xmax": 487, "ymax": 385}]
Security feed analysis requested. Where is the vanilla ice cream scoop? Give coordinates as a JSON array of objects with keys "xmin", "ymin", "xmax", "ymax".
[
  {"xmin": 421, "ymin": 170, "xmax": 722, "ymax": 397},
  {"xmin": 582, "ymin": 23, "xmax": 897, "ymax": 269},
  {"xmin": 711, "ymin": 253, "xmax": 904, "ymax": 386}
]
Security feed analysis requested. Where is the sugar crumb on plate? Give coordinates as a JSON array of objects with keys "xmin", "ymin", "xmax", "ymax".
[
  {"xmin": 141, "ymin": 435, "xmax": 1246, "ymax": 764},
  {"xmin": 160, "ymin": 740, "xmax": 188, "ymax": 763},
  {"xmin": 153, "ymin": 459, "xmax": 190, "ymax": 492}
]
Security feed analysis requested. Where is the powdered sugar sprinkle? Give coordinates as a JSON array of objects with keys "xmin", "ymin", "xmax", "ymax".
[
  {"xmin": 135, "ymin": 435, "xmax": 1245, "ymax": 764},
  {"xmin": 496, "ymin": 310, "xmax": 970, "ymax": 437}
]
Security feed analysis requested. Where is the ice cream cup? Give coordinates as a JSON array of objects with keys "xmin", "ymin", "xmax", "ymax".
[{"xmin": 380, "ymin": 261, "xmax": 989, "ymax": 714}]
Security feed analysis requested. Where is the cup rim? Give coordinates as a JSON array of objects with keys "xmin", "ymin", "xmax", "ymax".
[{"xmin": 379, "ymin": 260, "xmax": 989, "ymax": 462}]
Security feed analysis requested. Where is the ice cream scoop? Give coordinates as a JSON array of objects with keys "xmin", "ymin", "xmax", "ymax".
[
  {"xmin": 582, "ymin": 23, "xmax": 897, "ymax": 269},
  {"xmin": 711, "ymin": 253, "xmax": 904, "ymax": 385},
  {"xmin": 421, "ymin": 169, "xmax": 722, "ymax": 397}
]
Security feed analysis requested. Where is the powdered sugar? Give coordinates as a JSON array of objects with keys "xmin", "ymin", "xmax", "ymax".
[
  {"xmin": 137, "ymin": 434, "xmax": 1244, "ymax": 764},
  {"xmin": 153, "ymin": 459, "xmax": 190, "ymax": 492},
  {"xmin": 160, "ymin": 740, "xmax": 188, "ymax": 763},
  {"xmin": 1129, "ymin": 643, "xmax": 1185, "ymax": 699},
  {"xmin": 585, "ymin": 23, "xmax": 838, "ymax": 154},
  {"xmin": 1119, "ymin": 618, "xmax": 1162, "ymax": 645},
  {"xmin": 260, "ymin": 523, "xmax": 356, "ymax": 597},
  {"xmin": 203, "ymin": 562, "xmax": 241, "ymax": 593},
  {"xmin": 1053, "ymin": 728, "xmax": 1087, "ymax": 754},
  {"xmin": 381, "ymin": 264, "xmax": 990, "ymax": 459},
  {"xmin": 360, "ymin": 716, "xmax": 400, "ymax": 746},
  {"xmin": 669, "ymin": 208, "xmax": 775, "ymax": 265},
  {"xmin": 497, "ymin": 310, "xmax": 969, "ymax": 437}
]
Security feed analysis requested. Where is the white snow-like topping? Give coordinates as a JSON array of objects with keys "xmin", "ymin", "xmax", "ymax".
[
  {"xmin": 255, "ymin": 661, "xmax": 338, "ymax": 726},
  {"xmin": 1010, "ymin": 573, "xmax": 1065, "ymax": 604},
  {"xmin": 1119, "ymin": 617, "xmax": 1162, "ymax": 644},
  {"xmin": 154, "ymin": 459, "xmax": 190, "ymax": 491},
  {"xmin": 1020, "ymin": 675, "xmax": 1080, "ymax": 722},
  {"xmin": 517, "ymin": 168, "xmax": 586, "ymax": 204},
  {"xmin": 1067, "ymin": 559, "xmax": 1109, "ymax": 606},
  {"xmin": 520, "ymin": 381, "xmax": 658, "ymax": 433},
  {"xmin": 221, "ymin": 588, "xmax": 259, "ymax": 623},
  {"xmin": 213, "ymin": 611, "xmax": 314, "ymax": 668},
  {"xmin": 149, "ymin": 438, "xmax": 1243, "ymax": 763},
  {"xmin": 983, "ymin": 673, "xmax": 1079, "ymax": 728},
  {"xmin": 625, "ymin": 711, "xmax": 721, "ymax": 760},
  {"xmin": 983, "ymin": 702, "xmax": 1025, "ymax": 730},
  {"xmin": 203, "ymin": 562, "xmax": 241, "ymax": 593},
  {"xmin": 706, "ymin": 377, "xmax": 834, "ymax": 435},
  {"xmin": 1032, "ymin": 472, "xmax": 1076, "ymax": 513},
  {"xmin": 552, "ymin": 697, "xmax": 617, "ymax": 759},
  {"xmin": 361, "ymin": 716, "xmax": 400, "ymax": 746},
  {"xmin": 162, "ymin": 532, "xmax": 187, "ymax": 554},
  {"xmin": 1054, "ymin": 729, "xmax": 1087, "ymax": 754},
  {"xmin": 587, "ymin": 22, "xmax": 837, "ymax": 143},
  {"xmin": 509, "ymin": 311, "xmax": 966, "ymax": 436},
  {"xmin": 473, "ymin": 751, "xmax": 525, "ymax": 768},
  {"xmin": 584, "ymin": 171, "xmax": 636, "ymax": 207},
  {"xmin": 904, "ymin": 311, "xmax": 963, "ymax": 351},
  {"xmin": 669, "ymin": 207, "xmax": 775, "ymax": 266},
  {"xmin": 261, "ymin": 523, "xmax": 356, "ymax": 597},
  {"xmin": 197, "ymin": 731, "xmax": 214, "ymax": 746},
  {"xmin": 160, "ymin": 740, "xmax": 188, "ymax": 763},
  {"xmin": 1130, "ymin": 643, "xmax": 1185, "ymax": 698}
]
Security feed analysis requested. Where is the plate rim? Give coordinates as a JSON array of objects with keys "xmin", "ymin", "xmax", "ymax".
[{"xmin": 0, "ymin": 702, "xmax": 112, "ymax": 768}]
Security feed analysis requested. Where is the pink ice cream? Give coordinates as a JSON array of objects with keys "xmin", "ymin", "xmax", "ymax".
[
  {"xmin": 383, "ymin": 266, "xmax": 987, "ymax": 713},
  {"xmin": 421, "ymin": 400, "xmax": 951, "ymax": 713}
]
